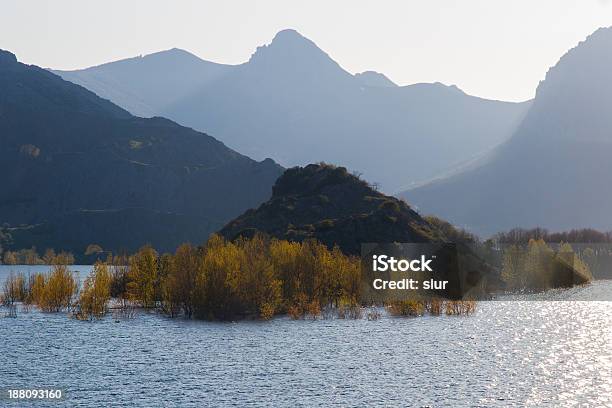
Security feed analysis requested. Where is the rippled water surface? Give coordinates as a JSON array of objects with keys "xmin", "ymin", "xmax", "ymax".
[{"xmin": 1, "ymin": 266, "xmax": 611, "ymax": 407}]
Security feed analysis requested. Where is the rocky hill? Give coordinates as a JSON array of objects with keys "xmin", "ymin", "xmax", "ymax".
[{"xmin": 219, "ymin": 163, "xmax": 444, "ymax": 255}]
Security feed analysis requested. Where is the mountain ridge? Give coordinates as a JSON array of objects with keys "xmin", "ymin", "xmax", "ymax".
[
  {"xmin": 0, "ymin": 49, "xmax": 283, "ymax": 256},
  {"xmin": 404, "ymin": 26, "xmax": 612, "ymax": 236},
  {"xmin": 54, "ymin": 30, "xmax": 531, "ymax": 192},
  {"xmin": 354, "ymin": 71, "xmax": 397, "ymax": 88}
]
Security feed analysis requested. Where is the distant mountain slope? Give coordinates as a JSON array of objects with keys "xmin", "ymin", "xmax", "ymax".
[
  {"xmin": 54, "ymin": 48, "xmax": 233, "ymax": 118},
  {"xmin": 219, "ymin": 163, "xmax": 445, "ymax": 255},
  {"xmin": 54, "ymin": 29, "xmax": 531, "ymax": 192},
  {"xmin": 404, "ymin": 27, "xmax": 612, "ymax": 237},
  {"xmin": 0, "ymin": 49, "xmax": 282, "ymax": 255}
]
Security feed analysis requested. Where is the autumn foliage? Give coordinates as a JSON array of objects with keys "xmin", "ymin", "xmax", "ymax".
[
  {"xmin": 74, "ymin": 262, "xmax": 112, "ymax": 320},
  {"xmin": 151, "ymin": 234, "xmax": 361, "ymax": 320}
]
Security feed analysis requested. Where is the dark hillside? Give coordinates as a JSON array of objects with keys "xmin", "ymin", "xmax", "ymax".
[
  {"xmin": 0, "ymin": 50, "xmax": 282, "ymax": 256},
  {"xmin": 220, "ymin": 163, "xmax": 444, "ymax": 255}
]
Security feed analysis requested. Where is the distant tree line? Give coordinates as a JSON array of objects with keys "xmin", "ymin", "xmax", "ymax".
[
  {"xmin": 500, "ymin": 239, "xmax": 592, "ymax": 291},
  {"xmin": 493, "ymin": 227, "xmax": 612, "ymax": 245},
  {"xmin": 0, "ymin": 243, "xmax": 108, "ymax": 266},
  {"xmin": 492, "ymin": 227, "xmax": 612, "ymax": 280},
  {"xmin": 1, "ymin": 247, "xmax": 75, "ymax": 266}
]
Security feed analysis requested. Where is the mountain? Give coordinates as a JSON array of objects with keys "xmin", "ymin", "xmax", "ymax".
[
  {"xmin": 0, "ymin": 49, "xmax": 283, "ymax": 256},
  {"xmin": 403, "ymin": 27, "xmax": 612, "ymax": 237},
  {"xmin": 54, "ymin": 48, "xmax": 233, "ymax": 118},
  {"xmin": 219, "ymin": 163, "xmax": 446, "ymax": 255},
  {"xmin": 54, "ymin": 29, "xmax": 531, "ymax": 192}
]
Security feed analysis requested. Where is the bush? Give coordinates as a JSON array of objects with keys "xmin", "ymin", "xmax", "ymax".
[
  {"xmin": 162, "ymin": 244, "xmax": 199, "ymax": 318},
  {"xmin": 336, "ymin": 298, "xmax": 363, "ymax": 319},
  {"xmin": 75, "ymin": 262, "xmax": 112, "ymax": 320},
  {"xmin": 378, "ymin": 200, "xmax": 401, "ymax": 213},
  {"xmin": 445, "ymin": 300, "xmax": 476, "ymax": 316},
  {"xmin": 127, "ymin": 246, "xmax": 158, "ymax": 307},
  {"xmin": 388, "ymin": 300, "xmax": 425, "ymax": 317},
  {"xmin": 38, "ymin": 265, "xmax": 77, "ymax": 312},
  {"xmin": 1, "ymin": 272, "xmax": 27, "ymax": 305}
]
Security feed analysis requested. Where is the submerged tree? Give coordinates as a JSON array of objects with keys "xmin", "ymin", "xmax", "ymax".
[
  {"xmin": 162, "ymin": 243, "xmax": 200, "ymax": 318},
  {"xmin": 75, "ymin": 262, "xmax": 112, "ymax": 320},
  {"xmin": 127, "ymin": 245, "xmax": 159, "ymax": 308},
  {"xmin": 38, "ymin": 264, "xmax": 77, "ymax": 312}
]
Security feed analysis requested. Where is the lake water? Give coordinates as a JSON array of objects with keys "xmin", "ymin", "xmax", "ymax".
[{"xmin": 0, "ymin": 265, "xmax": 611, "ymax": 407}]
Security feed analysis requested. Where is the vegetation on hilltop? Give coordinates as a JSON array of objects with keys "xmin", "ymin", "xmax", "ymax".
[{"xmin": 220, "ymin": 163, "xmax": 447, "ymax": 255}]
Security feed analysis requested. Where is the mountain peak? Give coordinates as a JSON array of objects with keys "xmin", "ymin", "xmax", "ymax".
[
  {"xmin": 249, "ymin": 29, "xmax": 329, "ymax": 64},
  {"xmin": 271, "ymin": 28, "xmax": 309, "ymax": 44},
  {"xmin": 520, "ymin": 25, "xmax": 612, "ymax": 143},
  {"xmin": 245, "ymin": 29, "xmax": 355, "ymax": 84},
  {"xmin": 0, "ymin": 49, "xmax": 18, "ymax": 66},
  {"xmin": 537, "ymin": 25, "xmax": 612, "ymax": 98},
  {"xmin": 148, "ymin": 47, "xmax": 202, "ymax": 61}
]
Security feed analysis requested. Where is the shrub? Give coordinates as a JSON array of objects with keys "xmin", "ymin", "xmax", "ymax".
[
  {"xmin": 1, "ymin": 272, "xmax": 27, "ymax": 305},
  {"xmin": 366, "ymin": 308, "xmax": 381, "ymax": 321},
  {"xmin": 444, "ymin": 299, "xmax": 476, "ymax": 316},
  {"xmin": 426, "ymin": 298, "xmax": 443, "ymax": 316},
  {"xmin": 38, "ymin": 265, "xmax": 77, "ymax": 312},
  {"xmin": 75, "ymin": 262, "xmax": 112, "ymax": 320},
  {"xmin": 388, "ymin": 300, "xmax": 425, "ymax": 317},
  {"xmin": 378, "ymin": 200, "xmax": 401, "ymax": 213},
  {"xmin": 336, "ymin": 298, "xmax": 363, "ymax": 319},
  {"xmin": 127, "ymin": 245, "xmax": 159, "ymax": 307},
  {"xmin": 161, "ymin": 244, "xmax": 200, "ymax": 318},
  {"xmin": 28, "ymin": 273, "xmax": 46, "ymax": 305}
]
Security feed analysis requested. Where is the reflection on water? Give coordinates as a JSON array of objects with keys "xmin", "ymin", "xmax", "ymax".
[{"xmin": 0, "ymin": 266, "xmax": 610, "ymax": 407}]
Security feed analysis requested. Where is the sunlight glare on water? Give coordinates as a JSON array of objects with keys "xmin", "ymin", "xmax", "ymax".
[{"xmin": 0, "ymin": 266, "xmax": 610, "ymax": 407}]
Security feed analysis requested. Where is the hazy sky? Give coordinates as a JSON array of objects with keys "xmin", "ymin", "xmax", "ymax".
[{"xmin": 1, "ymin": 0, "xmax": 611, "ymax": 101}]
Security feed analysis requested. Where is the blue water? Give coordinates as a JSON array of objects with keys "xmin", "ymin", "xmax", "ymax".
[{"xmin": 0, "ymin": 265, "xmax": 610, "ymax": 407}]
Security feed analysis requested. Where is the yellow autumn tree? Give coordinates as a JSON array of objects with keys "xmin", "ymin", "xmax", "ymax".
[
  {"xmin": 194, "ymin": 235, "xmax": 242, "ymax": 320},
  {"xmin": 235, "ymin": 235, "xmax": 281, "ymax": 319},
  {"xmin": 127, "ymin": 245, "xmax": 159, "ymax": 307},
  {"xmin": 161, "ymin": 243, "xmax": 200, "ymax": 317},
  {"xmin": 38, "ymin": 264, "xmax": 77, "ymax": 312},
  {"xmin": 76, "ymin": 262, "xmax": 112, "ymax": 320}
]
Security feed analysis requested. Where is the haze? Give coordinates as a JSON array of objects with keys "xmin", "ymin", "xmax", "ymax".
[{"xmin": 1, "ymin": 0, "xmax": 611, "ymax": 101}]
